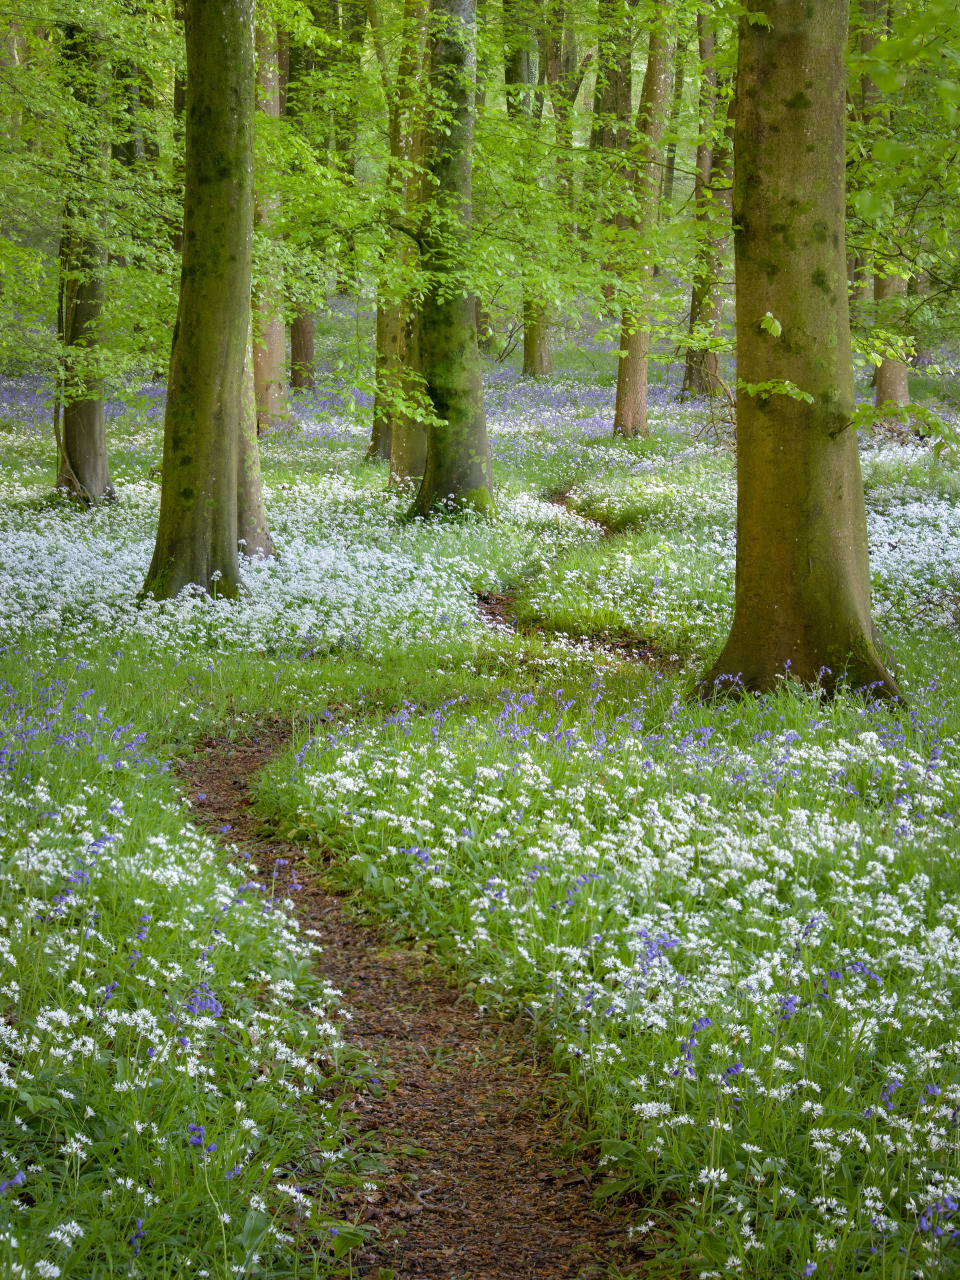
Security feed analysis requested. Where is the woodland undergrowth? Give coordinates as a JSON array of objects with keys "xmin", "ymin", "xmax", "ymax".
[{"xmin": 1, "ymin": 366, "xmax": 959, "ymax": 1277}]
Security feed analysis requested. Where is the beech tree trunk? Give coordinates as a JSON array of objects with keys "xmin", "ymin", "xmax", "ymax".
[
  {"xmin": 681, "ymin": 18, "xmax": 731, "ymax": 401},
  {"xmin": 874, "ymin": 272, "xmax": 911, "ymax": 411},
  {"xmin": 504, "ymin": 0, "xmax": 551, "ymax": 377},
  {"xmin": 56, "ymin": 26, "xmax": 112, "ymax": 504},
  {"xmin": 702, "ymin": 0, "xmax": 900, "ymax": 700},
  {"xmin": 290, "ymin": 310, "xmax": 316, "ymax": 390},
  {"xmin": 143, "ymin": 0, "xmax": 254, "ymax": 600},
  {"xmin": 369, "ymin": 0, "xmax": 428, "ymax": 471},
  {"xmin": 612, "ymin": 27, "xmax": 671, "ymax": 438},
  {"xmin": 660, "ymin": 34, "xmax": 687, "ymax": 207},
  {"xmin": 409, "ymin": 0, "xmax": 493, "ymax": 517},
  {"xmin": 238, "ymin": 324, "xmax": 275, "ymax": 557},
  {"xmin": 253, "ymin": 24, "xmax": 288, "ymax": 431}
]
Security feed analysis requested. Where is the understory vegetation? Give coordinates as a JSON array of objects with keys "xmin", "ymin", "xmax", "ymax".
[{"xmin": 1, "ymin": 356, "xmax": 959, "ymax": 1277}]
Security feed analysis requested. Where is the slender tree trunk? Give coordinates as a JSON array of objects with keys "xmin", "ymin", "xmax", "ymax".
[
  {"xmin": 368, "ymin": 0, "xmax": 429, "ymax": 474},
  {"xmin": 143, "ymin": 0, "xmax": 254, "ymax": 600},
  {"xmin": 290, "ymin": 311, "xmax": 316, "ymax": 389},
  {"xmin": 253, "ymin": 23, "xmax": 288, "ymax": 430},
  {"xmin": 504, "ymin": 0, "xmax": 551, "ymax": 376},
  {"xmin": 409, "ymin": 0, "xmax": 493, "ymax": 517},
  {"xmin": 701, "ymin": 0, "xmax": 900, "ymax": 700},
  {"xmin": 56, "ymin": 27, "xmax": 111, "ymax": 504},
  {"xmin": 584, "ymin": 0, "xmax": 632, "ymax": 266},
  {"xmin": 284, "ymin": 35, "xmax": 318, "ymax": 394},
  {"xmin": 57, "ymin": 235, "xmax": 112, "ymax": 501},
  {"xmin": 682, "ymin": 21, "xmax": 731, "ymax": 400},
  {"xmin": 238, "ymin": 323, "xmax": 275, "ymax": 556},
  {"xmin": 874, "ymin": 271, "xmax": 910, "ymax": 410},
  {"xmin": 612, "ymin": 27, "xmax": 671, "ymax": 438},
  {"xmin": 660, "ymin": 34, "xmax": 687, "ymax": 207}
]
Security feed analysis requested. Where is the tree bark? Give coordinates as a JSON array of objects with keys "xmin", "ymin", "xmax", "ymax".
[
  {"xmin": 253, "ymin": 23, "xmax": 288, "ymax": 431},
  {"xmin": 56, "ymin": 26, "xmax": 112, "ymax": 504},
  {"xmin": 504, "ymin": 0, "xmax": 551, "ymax": 377},
  {"xmin": 660, "ymin": 34, "xmax": 687, "ymax": 207},
  {"xmin": 612, "ymin": 26, "xmax": 671, "ymax": 438},
  {"xmin": 874, "ymin": 271, "xmax": 910, "ymax": 410},
  {"xmin": 290, "ymin": 310, "xmax": 316, "ymax": 389},
  {"xmin": 681, "ymin": 19, "xmax": 731, "ymax": 401},
  {"xmin": 701, "ymin": 0, "xmax": 900, "ymax": 700},
  {"xmin": 238, "ymin": 323, "xmax": 275, "ymax": 557},
  {"xmin": 143, "ymin": 0, "xmax": 254, "ymax": 600},
  {"xmin": 409, "ymin": 0, "xmax": 493, "ymax": 517},
  {"xmin": 368, "ymin": 0, "xmax": 429, "ymax": 474}
]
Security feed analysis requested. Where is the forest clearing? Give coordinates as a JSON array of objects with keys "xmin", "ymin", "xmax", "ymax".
[{"xmin": 1, "ymin": 0, "xmax": 959, "ymax": 1276}]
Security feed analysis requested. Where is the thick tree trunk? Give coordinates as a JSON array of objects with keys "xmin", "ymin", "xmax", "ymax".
[
  {"xmin": 702, "ymin": 0, "xmax": 900, "ymax": 700},
  {"xmin": 409, "ymin": 0, "xmax": 493, "ymax": 517},
  {"xmin": 290, "ymin": 310, "xmax": 316, "ymax": 389},
  {"xmin": 874, "ymin": 272, "xmax": 910, "ymax": 410},
  {"xmin": 612, "ymin": 28, "xmax": 671, "ymax": 438},
  {"xmin": 143, "ymin": 0, "xmax": 254, "ymax": 600},
  {"xmin": 253, "ymin": 24, "xmax": 288, "ymax": 431},
  {"xmin": 238, "ymin": 325, "xmax": 275, "ymax": 557},
  {"xmin": 56, "ymin": 27, "xmax": 112, "ymax": 504}
]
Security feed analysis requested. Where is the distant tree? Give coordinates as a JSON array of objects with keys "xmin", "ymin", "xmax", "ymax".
[
  {"xmin": 253, "ymin": 22, "xmax": 288, "ymax": 431},
  {"xmin": 56, "ymin": 25, "xmax": 112, "ymax": 503},
  {"xmin": 612, "ymin": 21, "xmax": 671, "ymax": 438},
  {"xmin": 680, "ymin": 14, "xmax": 732, "ymax": 401},
  {"xmin": 409, "ymin": 0, "xmax": 494, "ymax": 517},
  {"xmin": 143, "ymin": 0, "xmax": 258, "ymax": 598},
  {"xmin": 702, "ymin": 0, "xmax": 901, "ymax": 698}
]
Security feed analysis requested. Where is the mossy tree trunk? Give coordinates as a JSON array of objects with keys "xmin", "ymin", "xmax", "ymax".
[
  {"xmin": 612, "ymin": 25, "xmax": 671, "ymax": 438},
  {"xmin": 253, "ymin": 23, "xmax": 288, "ymax": 431},
  {"xmin": 409, "ymin": 0, "xmax": 493, "ymax": 517},
  {"xmin": 56, "ymin": 26, "xmax": 112, "ymax": 504},
  {"xmin": 701, "ymin": 0, "xmax": 900, "ymax": 700},
  {"xmin": 143, "ymin": 0, "xmax": 254, "ymax": 600}
]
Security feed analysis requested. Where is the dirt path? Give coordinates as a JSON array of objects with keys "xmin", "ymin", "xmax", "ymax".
[{"xmin": 179, "ymin": 725, "xmax": 649, "ymax": 1280}]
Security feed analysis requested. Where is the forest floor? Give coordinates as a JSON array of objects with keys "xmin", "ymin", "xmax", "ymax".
[
  {"xmin": 180, "ymin": 725, "xmax": 648, "ymax": 1279},
  {"xmin": 2, "ymin": 362, "xmax": 960, "ymax": 1278}
]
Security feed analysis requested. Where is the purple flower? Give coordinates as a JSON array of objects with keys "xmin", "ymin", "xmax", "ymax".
[{"xmin": 129, "ymin": 1218, "xmax": 145, "ymax": 1256}]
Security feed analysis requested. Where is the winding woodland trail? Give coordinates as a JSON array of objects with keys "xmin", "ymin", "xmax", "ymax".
[{"xmin": 179, "ymin": 724, "xmax": 652, "ymax": 1280}]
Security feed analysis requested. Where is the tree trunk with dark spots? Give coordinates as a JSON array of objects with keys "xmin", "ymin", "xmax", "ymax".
[
  {"xmin": 701, "ymin": 0, "xmax": 900, "ymax": 700},
  {"xmin": 143, "ymin": 0, "xmax": 254, "ymax": 600}
]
